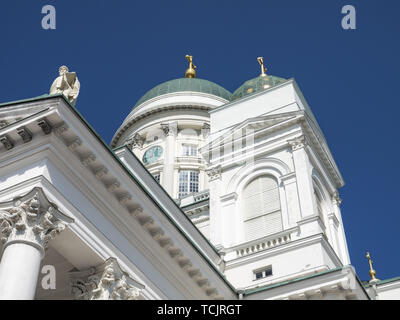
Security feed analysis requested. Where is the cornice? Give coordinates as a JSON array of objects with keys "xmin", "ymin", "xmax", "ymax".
[
  {"xmin": 203, "ymin": 111, "xmax": 344, "ymax": 189},
  {"xmin": 111, "ymin": 104, "xmax": 212, "ymax": 148},
  {"xmin": 0, "ymin": 96, "xmax": 237, "ymax": 299}
]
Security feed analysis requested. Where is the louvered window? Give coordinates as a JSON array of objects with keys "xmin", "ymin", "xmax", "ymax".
[{"xmin": 243, "ymin": 176, "xmax": 283, "ymax": 241}]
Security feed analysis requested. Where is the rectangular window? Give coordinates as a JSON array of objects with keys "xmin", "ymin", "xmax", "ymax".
[
  {"xmin": 253, "ymin": 265, "xmax": 273, "ymax": 281},
  {"xmin": 182, "ymin": 144, "xmax": 198, "ymax": 157},
  {"xmin": 178, "ymin": 170, "xmax": 199, "ymax": 198}
]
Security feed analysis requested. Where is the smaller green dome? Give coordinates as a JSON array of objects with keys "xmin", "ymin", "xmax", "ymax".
[
  {"xmin": 232, "ymin": 75, "xmax": 287, "ymax": 101},
  {"xmin": 134, "ymin": 78, "xmax": 232, "ymax": 107}
]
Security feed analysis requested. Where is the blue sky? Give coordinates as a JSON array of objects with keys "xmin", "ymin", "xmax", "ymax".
[{"xmin": 0, "ymin": 0, "xmax": 399, "ymax": 282}]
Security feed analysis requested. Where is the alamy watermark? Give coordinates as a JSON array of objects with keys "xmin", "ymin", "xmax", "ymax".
[
  {"xmin": 41, "ymin": 265, "xmax": 56, "ymax": 290},
  {"xmin": 341, "ymin": 5, "xmax": 356, "ymax": 30},
  {"xmin": 41, "ymin": 5, "xmax": 56, "ymax": 30}
]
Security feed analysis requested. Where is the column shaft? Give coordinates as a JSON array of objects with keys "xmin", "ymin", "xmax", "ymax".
[
  {"xmin": 163, "ymin": 133, "xmax": 176, "ymax": 196},
  {"xmin": 0, "ymin": 243, "xmax": 42, "ymax": 300}
]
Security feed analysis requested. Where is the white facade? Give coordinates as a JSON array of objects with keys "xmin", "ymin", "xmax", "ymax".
[{"xmin": 0, "ymin": 69, "xmax": 397, "ymax": 300}]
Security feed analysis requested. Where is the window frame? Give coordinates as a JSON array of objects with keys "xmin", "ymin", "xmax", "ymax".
[
  {"xmin": 181, "ymin": 144, "xmax": 198, "ymax": 157},
  {"xmin": 178, "ymin": 170, "xmax": 199, "ymax": 198}
]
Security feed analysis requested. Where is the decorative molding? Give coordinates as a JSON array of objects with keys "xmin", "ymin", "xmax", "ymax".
[
  {"xmin": 161, "ymin": 123, "xmax": 177, "ymax": 137},
  {"xmin": 111, "ymin": 104, "xmax": 214, "ymax": 148},
  {"xmin": 126, "ymin": 133, "xmax": 145, "ymax": 149},
  {"xmin": 17, "ymin": 127, "xmax": 33, "ymax": 143},
  {"xmin": 118, "ymin": 194, "xmax": 132, "ymax": 205},
  {"xmin": 287, "ymin": 135, "xmax": 308, "ymax": 151},
  {"xmin": 0, "ymin": 135, "xmax": 14, "ymax": 150},
  {"xmin": 129, "ymin": 207, "xmax": 144, "ymax": 218},
  {"xmin": 37, "ymin": 119, "xmax": 52, "ymax": 135},
  {"xmin": 328, "ymin": 212, "xmax": 340, "ymax": 228},
  {"xmin": 280, "ymin": 172, "xmax": 296, "ymax": 183},
  {"xmin": 202, "ymin": 122, "xmax": 210, "ymax": 139},
  {"xmin": 0, "ymin": 187, "xmax": 73, "ymax": 252},
  {"xmin": 107, "ymin": 181, "xmax": 120, "ymax": 192},
  {"xmin": 69, "ymin": 258, "xmax": 144, "ymax": 300},
  {"xmin": 193, "ymin": 190, "xmax": 210, "ymax": 202},
  {"xmin": 220, "ymin": 192, "xmax": 238, "ymax": 203},
  {"xmin": 54, "ymin": 123, "xmax": 69, "ymax": 136},
  {"xmin": 185, "ymin": 205, "xmax": 210, "ymax": 218},
  {"xmin": 190, "ymin": 213, "xmax": 210, "ymax": 224},
  {"xmin": 81, "ymin": 153, "xmax": 96, "ymax": 167},
  {"xmin": 94, "ymin": 167, "xmax": 108, "ymax": 179},
  {"xmin": 332, "ymin": 191, "xmax": 342, "ymax": 206},
  {"xmin": 206, "ymin": 166, "xmax": 221, "ymax": 181},
  {"xmin": 68, "ymin": 138, "xmax": 82, "ymax": 151}
]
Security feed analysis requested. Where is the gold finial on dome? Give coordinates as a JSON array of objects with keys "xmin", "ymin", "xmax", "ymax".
[
  {"xmin": 185, "ymin": 55, "xmax": 197, "ymax": 78},
  {"xmin": 366, "ymin": 252, "xmax": 379, "ymax": 283},
  {"xmin": 257, "ymin": 57, "xmax": 267, "ymax": 77}
]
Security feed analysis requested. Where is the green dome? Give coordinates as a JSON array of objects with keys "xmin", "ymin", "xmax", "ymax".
[
  {"xmin": 134, "ymin": 78, "xmax": 232, "ymax": 107},
  {"xmin": 232, "ymin": 75, "xmax": 287, "ymax": 101}
]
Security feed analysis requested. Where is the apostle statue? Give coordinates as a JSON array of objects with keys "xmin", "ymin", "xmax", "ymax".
[{"xmin": 50, "ymin": 65, "xmax": 80, "ymax": 106}]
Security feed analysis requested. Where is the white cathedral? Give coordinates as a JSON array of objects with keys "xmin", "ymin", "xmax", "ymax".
[{"xmin": 0, "ymin": 56, "xmax": 398, "ymax": 300}]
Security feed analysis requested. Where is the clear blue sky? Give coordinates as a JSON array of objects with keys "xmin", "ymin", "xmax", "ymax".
[{"xmin": 1, "ymin": 0, "xmax": 399, "ymax": 282}]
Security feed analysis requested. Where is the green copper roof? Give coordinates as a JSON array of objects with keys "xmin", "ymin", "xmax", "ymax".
[
  {"xmin": 232, "ymin": 75, "xmax": 287, "ymax": 101},
  {"xmin": 134, "ymin": 78, "xmax": 232, "ymax": 107}
]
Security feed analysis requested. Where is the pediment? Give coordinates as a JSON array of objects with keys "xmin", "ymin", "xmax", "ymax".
[{"xmin": 204, "ymin": 111, "xmax": 304, "ymax": 150}]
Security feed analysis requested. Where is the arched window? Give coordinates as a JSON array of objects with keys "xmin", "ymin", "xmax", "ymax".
[{"xmin": 242, "ymin": 175, "xmax": 283, "ymax": 241}]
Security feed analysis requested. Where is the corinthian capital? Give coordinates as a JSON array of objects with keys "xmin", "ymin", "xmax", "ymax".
[
  {"xmin": 161, "ymin": 123, "xmax": 177, "ymax": 137},
  {"xmin": 332, "ymin": 191, "xmax": 342, "ymax": 206},
  {"xmin": 69, "ymin": 258, "xmax": 145, "ymax": 300},
  {"xmin": 0, "ymin": 187, "xmax": 74, "ymax": 252},
  {"xmin": 126, "ymin": 133, "xmax": 145, "ymax": 149},
  {"xmin": 206, "ymin": 166, "xmax": 222, "ymax": 181},
  {"xmin": 288, "ymin": 135, "xmax": 308, "ymax": 151}
]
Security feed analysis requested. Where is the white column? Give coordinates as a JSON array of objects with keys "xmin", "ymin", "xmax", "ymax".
[
  {"xmin": 0, "ymin": 243, "xmax": 42, "ymax": 299},
  {"xmin": 0, "ymin": 187, "xmax": 73, "ymax": 300},
  {"xmin": 207, "ymin": 166, "xmax": 223, "ymax": 249},
  {"xmin": 288, "ymin": 135, "xmax": 316, "ymax": 218},
  {"xmin": 162, "ymin": 123, "xmax": 177, "ymax": 197}
]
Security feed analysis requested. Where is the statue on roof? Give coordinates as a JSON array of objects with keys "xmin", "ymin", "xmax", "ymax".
[{"xmin": 50, "ymin": 65, "xmax": 80, "ymax": 106}]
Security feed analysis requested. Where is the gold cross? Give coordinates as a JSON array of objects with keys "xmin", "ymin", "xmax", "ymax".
[
  {"xmin": 366, "ymin": 252, "xmax": 378, "ymax": 281},
  {"xmin": 257, "ymin": 57, "xmax": 267, "ymax": 76}
]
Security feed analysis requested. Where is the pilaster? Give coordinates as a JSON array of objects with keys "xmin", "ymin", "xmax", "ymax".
[{"xmin": 288, "ymin": 135, "xmax": 316, "ymax": 218}]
